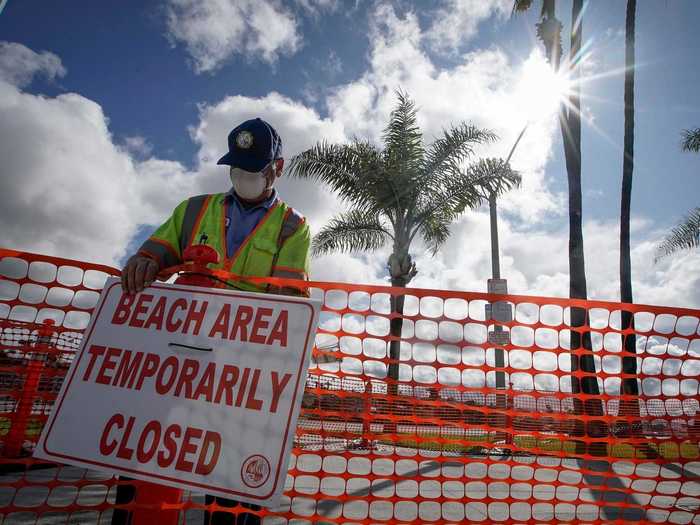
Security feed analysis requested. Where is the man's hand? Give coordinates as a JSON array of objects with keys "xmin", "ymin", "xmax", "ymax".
[{"xmin": 121, "ymin": 255, "xmax": 159, "ymax": 294}]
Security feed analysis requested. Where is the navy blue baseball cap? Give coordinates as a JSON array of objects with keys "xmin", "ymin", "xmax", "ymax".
[{"xmin": 217, "ymin": 117, "xmax": 283, "ymax": 171}]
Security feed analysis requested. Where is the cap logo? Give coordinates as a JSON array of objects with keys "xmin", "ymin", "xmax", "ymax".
[{"xmin": 236, "ymin": 130, "xmax": 254, "ymax": 149}]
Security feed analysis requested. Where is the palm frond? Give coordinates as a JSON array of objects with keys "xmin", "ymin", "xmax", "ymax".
[
  {"xmin": 424, "ymin": 124, "xmax": 497, "ymax": 179},
  {"xmin": 516, "ymin": 0, "xmax": 561, "ymax": 69},
  {"xmin": 418, "ymin": 215, "xmax": 451, "ymax": 255},
  {"xmin": 512, "ymin": 0, "xmax": 534, "ymax": 14},
  {"xmin": 376, "ymin": 118, "xmax": 497, "ymax": 230},
  {"xmin": 292, "ymin": 90, "xmax": 523, "ymax": 274},
  {"xmin": 536, "ymin": 16, "xmax": 562, "ymax": 68},
  {"xmin": 383, "ymin": 90, "xmax": 424, "ymax": 166},
  {"xmin": 286, "ymin": 140, "xmax": 382, "ymax": 211},
  {"xmin": 418, "ymin": 124, "xmax": 497, "ymax": 211},
  {"xmin": 377, "ymin": 91, "xmax": 426, "ymax": 215},
  {"xmin": 654, "ymin": 207, "xmax": 700, "ymax": 262},
  {"xmin": 312, "ymin": 209, "xmax": 392, "ymax": 256},
  {"xmin": 681, "ymin": 128, "xmax": 700, "ymax": 153},
  {"xmin": 512, "ymin": 0, "xmax": 553, "ymax": 19},
  {"xmin": 466, "ymin": 157, "xmax": 523, "ymax": 196},
  {"xmin": 411, "ymin": 158, "xmax": 520, "ymax": 239}
]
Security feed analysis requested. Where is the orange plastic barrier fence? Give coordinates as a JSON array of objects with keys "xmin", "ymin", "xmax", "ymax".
[{"xmin": 0, "ymin": 248, "xmax": 698, "ymax": 524}]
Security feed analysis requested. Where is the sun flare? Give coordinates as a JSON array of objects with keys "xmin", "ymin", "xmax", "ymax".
[{"xmin": 516, "ymin": 54, "xmax": 571, "ymax": 121}]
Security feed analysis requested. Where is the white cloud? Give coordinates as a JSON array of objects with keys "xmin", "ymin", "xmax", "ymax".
[
  {"xmin": 604, "ymin": 27, "xmax": 625, "ymax": 40},
  {"xmin": 122, "ymin": 136, "xmax": 153, "ymax": 158},
  {"xmin": 171, "ymin": 1, "xmax": 561, "ymax": 287},
  {"xmin": 0, "ymin": 41, "xmax": 66, "ymax": 87},
  {"xmin": 295, "ymin": 0, "xmax": 339, "ymax": 17},
  {"xmin": 164, "ymin": 0, "xmax": 301, "ymax": 73},
  {"xmin": 426, "ymin": 0, "xmax": 511, "ymax": 53},
  {"xmin": 406, "ymin": 201, "xmax": 700, "ymax": 308},
  {"xmin": 305, "ymin": 4, "xmax": 700, "ymax": 309},
  {"xmin": 324, "ymin": 50, "xmax": 343, "ymax": 77},
  {"xmin": 498, "ymin": 215, "xmax": 700, "ymax": 308},
  {"xmin": 0, "ymin": 75, "xmax": 351, "ymax": 271},
  {"xmin": 311, "ymin": 252, "xmax": 386, "ymax": 286},
  {"xmin": 327, "ymin": 4, "xmax": 562, "ymax": 223},
  {"xmin": 0, "ymin": 45, "xmax": 349, "ymax": 269},
  {"xmin": 4, "ymin": 0, "xmax": 700, "ymax": 317},
  {"xmin": 0, "ymin": 77, "xmax": 193, "ymax": 267},
  {"xmin": 180, "ymin": 2, "xmax": 700, "ymax": 310},
  {"xmin": 0, "ymin": 11, "xmax": 697, "ymax": 404},
  {"xmin": 189, "ymin": 91, "xmax": 347, "ymax": 229}
]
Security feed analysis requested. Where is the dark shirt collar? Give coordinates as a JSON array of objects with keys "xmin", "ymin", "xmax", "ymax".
[{"xmin": 224, "ymin": 188, "xmax": 278, "ymax": 210}]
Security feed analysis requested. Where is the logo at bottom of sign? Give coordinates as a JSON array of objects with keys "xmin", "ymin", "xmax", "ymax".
[{"xmin": 241, "ymin": 454, "xmax": 271, "ymax": 488}]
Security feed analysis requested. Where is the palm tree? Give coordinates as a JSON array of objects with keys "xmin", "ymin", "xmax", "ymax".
[
  {"xmin": 514, "ymin": 0, "xmax": 604, "ymax": 453},
  {"xmin": 619, "ymin": 0, "xmax": 639, "ymax": 416},
  {"xmin": 287, "ymin": 91, "xmax": 520, "ymax": 404},
  {"xmin": 682, "ymin": 128, "xmax": 700, "ymax": 152},
  {"xmin": 655, "ymin": 208, "xmax": 700, "ymax": 260},
  {"xmin": 654, "ymin": 128, "xmax": 700, "ymax": 261},
  {"xmin": 514, "ymin": 1, "xmax": 562, "ymax": 68}
]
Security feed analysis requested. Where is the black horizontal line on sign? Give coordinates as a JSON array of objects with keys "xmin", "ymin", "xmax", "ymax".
[{"xmin": 168, "ymin": 342, "xmax": 212, "ymax": 352}]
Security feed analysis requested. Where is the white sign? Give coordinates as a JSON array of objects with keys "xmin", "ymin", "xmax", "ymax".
[
  {"xmin": 35, "ymin": 278, "xmax": 321, "ymax": 507},
  {"xmin": 487, "ymin": 278, "xmax": 508, "ymax": 295},
  {"xmin": 488, "ymin": 329, "xmax": 511, "ymax": 346}
]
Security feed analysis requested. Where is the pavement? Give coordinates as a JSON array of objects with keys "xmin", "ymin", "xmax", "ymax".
[{"xmin": 0, "ymin": 445, "xmax": 698, "ymax": 524}]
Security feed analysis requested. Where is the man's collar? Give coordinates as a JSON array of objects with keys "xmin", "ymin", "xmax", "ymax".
[{"xmin": 224, "ymin": 188, "xmax": 278, "ymax": 209}]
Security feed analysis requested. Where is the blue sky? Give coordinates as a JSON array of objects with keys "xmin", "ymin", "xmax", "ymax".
[{"xmin": 1, "ymin": 0, "xmax": 699, "ymax": 307}]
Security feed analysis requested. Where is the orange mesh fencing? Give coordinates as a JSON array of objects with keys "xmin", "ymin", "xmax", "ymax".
[{"xmin": 0, "ymin": 248, "xmax": 698, "ymax": 524}]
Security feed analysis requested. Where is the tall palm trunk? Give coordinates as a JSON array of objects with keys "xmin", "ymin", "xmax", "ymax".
[
  {"xmin": 517, "ymin": 0, "xmax": 605, "ymax": 453},
  {"xmin": 561, "ymin": 0, "xmax": 592, "ymax": 395},
  {"xmin": 559, "ymin": 0, "xmax": 604, "ymax": 453},
  {"xmin": 382, "ymin": 284, "xmax": 405, "ymax": 436},
  {"xmin": 387, "ymin": 276, "xmax": 407, "ymax": 395},
  {"xmin": 620, "ymin": 0, "xmax": 639, "ymax": 418},
  {"xmin": 542, "ymin": 0, "xmax": 560, "ymax": 67},
  {"xmin": 386, "ymin": 243, "xmax": 415, "ymax": 433}
]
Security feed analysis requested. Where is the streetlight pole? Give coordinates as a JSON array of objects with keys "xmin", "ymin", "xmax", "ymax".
[
  {"xmin": 489, "ymin": 192, "xmax": 501, "ymax": 281},
  {"xmin": 490, "ymin": 124, "xmax": 528, "ymax": 386},
  {"xmin": 489, "ymin": 123, "xmax": 528, "ymax": 279},
  {"xmin": 488, "ymin": 124, "xmax": 528, "ymax": 452}
]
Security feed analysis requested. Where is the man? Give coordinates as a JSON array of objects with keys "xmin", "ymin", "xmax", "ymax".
[
  {"xmin": 122, "ymin": 116, "xmax": 309, "ymax": 296},
  {"xmin": 118, "ymin": 118, "xmax": 310, "ymax": 525}
]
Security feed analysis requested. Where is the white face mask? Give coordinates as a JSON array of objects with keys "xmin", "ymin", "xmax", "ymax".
[{"xmin": 230, "ymin": 166, "xmax": 270, "ymax": 200}]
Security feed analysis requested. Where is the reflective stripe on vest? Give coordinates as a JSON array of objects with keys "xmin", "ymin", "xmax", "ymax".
[
  {"xmin": 155, "ymin": 193, "xmax": 305, "ymax": 291},
  {"xmin": 270, "ymin": 207, "xmax": 306, "ymax": 281},
  {"xmin": 138, "ymin": 238, "xmax": 179, "ymax": 268},
  {"xmin": 180, "ymin": 194, "xmax": 212, "ymax": 252}
]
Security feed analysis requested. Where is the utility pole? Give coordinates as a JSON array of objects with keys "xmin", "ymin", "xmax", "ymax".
[
  {"xmin": 487, "ymin": 125, "xmax": 527, "ymax": 384},
  {"xmin": 486, "ymin": 124, "xmax": 527, "ymax": 452}
]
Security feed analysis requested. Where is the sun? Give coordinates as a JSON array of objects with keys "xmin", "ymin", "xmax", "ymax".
[{"xmin": 516, "ymin": 53, "xmax": 572, "ymax": 121}]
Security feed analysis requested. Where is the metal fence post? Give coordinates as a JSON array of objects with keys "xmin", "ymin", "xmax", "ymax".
[{"xmin": 5, "ymin": 320, "xmax": 54, "ymax": 457}]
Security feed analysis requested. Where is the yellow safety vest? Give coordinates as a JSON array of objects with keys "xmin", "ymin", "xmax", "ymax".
[{"xmin": 138, "ymin": 193, "xmax": 310, "ymax": 293}]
